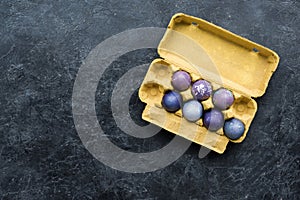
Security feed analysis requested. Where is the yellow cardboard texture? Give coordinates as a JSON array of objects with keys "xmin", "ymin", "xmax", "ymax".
[{"xmin": 138, "ymin": 13, "xmax": 280, "ymax": 154}]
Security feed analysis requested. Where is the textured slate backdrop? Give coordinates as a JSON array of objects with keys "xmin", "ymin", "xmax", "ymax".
[{"xmin": 0, "ymin": 0, "xmax": 299, "ymax": 199}]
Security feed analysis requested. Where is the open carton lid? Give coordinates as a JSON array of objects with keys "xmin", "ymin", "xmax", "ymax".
[{"xmin": 158, "ymin": 13, "xmax": 280, "ymax": 97}]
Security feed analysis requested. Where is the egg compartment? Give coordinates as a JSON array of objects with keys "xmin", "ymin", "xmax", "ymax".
[
  {"xmin": 139, "ymin": 13, "xmax": 279, "ymax": 153},
  {"xmin": 139, "ymin": 59, "xmax": 257, "ymax": 153}
]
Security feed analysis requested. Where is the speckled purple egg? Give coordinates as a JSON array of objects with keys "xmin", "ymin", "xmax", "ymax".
[
  {"xmin": 191, "ymin": 80, "xmax": 212, "ymax": 101},
  {"xmin": 224, "ymin": 118, "xmax": 245, "ymax": 140},
  {"xmin": 203, "ymin": 109, "xmax": 224, "ymax": 131},
  {"xmin": 212, "ymin": 88, "xmax": 234, "ymax": 110},
  {"xmin": 171, "ymin": 70, "xmax": 191, "ymax": 91}
]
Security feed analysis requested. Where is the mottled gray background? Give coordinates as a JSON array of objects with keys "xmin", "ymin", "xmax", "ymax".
[{"xmin": 0, "ymin": 0, "xmax": 299, "ymax": 199}]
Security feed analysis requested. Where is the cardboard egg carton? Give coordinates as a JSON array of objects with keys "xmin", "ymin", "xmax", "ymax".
[{"xmin": 139, "ymin": 13, "xmax": 280, "ymax": 153}]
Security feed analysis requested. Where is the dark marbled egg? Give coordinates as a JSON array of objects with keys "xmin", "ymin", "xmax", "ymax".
[
  {"xmin": 224, "ymin": 118, "xmax": 245, "ymax": 140},
  {"xmin": 203, "ymin": 109, "xmax": 224, "ymax": 131},
  {"xmin": 161, "ymin": 90, "xmax": 182, "ymax": 112}
]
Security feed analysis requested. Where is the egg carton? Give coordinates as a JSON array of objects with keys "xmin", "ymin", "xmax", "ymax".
[{"xmin": 139, "ymin": 13, "xmax": 279, "ymax": 153}]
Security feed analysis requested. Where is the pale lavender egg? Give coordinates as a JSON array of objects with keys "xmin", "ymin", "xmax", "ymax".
[
  {"xmin": 171, "ymin": 70, "xmax": 191, "ymax": 91},
  {"xmin": 182, "ymin": 100, "xmax": 203, "ymax": 122},
  {"xmin": 212, "ymin": 88, "xmax": 234, "ymax": 110}
]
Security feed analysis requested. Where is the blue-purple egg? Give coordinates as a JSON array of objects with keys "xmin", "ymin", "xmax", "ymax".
[
  {"xmin": 171, "ymin": 70, "xmax": 191, "ymax": 91},
  {"xmin": 203, "ymin": 109, "xmax": 224, "ymax": 131},
  {"xmin": 182, "ymin": 100, "xmax": 203, "ymax": 122},
  {"xmin": 224, "ymin": 118, "xmax": 245, "ymax": 140},
  {"xmin": 212, "ymin": 88, "xmax": 234, "ymax": 110},
  {"xmin": 161, "ymin": 90, "xmax": 182, "ymax": 112},
  {"xmin": 191, "ymin": 80, "xmax": 212, "ymax": 101}
]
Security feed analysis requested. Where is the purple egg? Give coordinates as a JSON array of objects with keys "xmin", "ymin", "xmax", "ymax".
[
  {"xmin": 212, "ymin": 88, "xmax": 234, "ymax": 110},
  {"xmin": 161, "ymin": 90, "xmax": 182, "ymax": 112},
  {"xmin": 191, "ymin": 80, "xmax": 212, "ymax": 101},
  {"xmin": 171, "ymin": 70, "xmax": 191, "ymax": 91},
  {"xmin": 224, "ymin": 118, "xmax": 245, "ymax": 140},
  {"xmin": 203, "ymin": 109, "xmax": 224, "ymax": 131}
]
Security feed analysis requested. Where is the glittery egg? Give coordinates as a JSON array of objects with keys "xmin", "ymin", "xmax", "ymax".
[
  {"xmin": 171, "ymin": 70, "xmax": 191, "ymax": 91},
  {"xmin": 203, "ymin": 109, "xmax": 224, "ymax": 131},
  {"xmin": 182, "ymin": 100, "xmax": 203, "ymax": 122},
  {"xmin": 191, "ymin": 80, "xmax": 212, "ymax": 101},
  {"xmin": 212, "ymin": 88, "xmax": 234, "ymax": 110},
  {"xmin": 224, "ymin": 118, "xmax": 245, "ymax": 140},
  {"xmin": 161, "ymin": 90, "xmax": 182, "ymax": 112}
]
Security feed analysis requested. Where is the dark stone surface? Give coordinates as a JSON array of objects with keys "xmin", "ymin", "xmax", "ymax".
[{"xmin": 0, "ymin": 0, "xmax": 299, "ymax": 199}]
